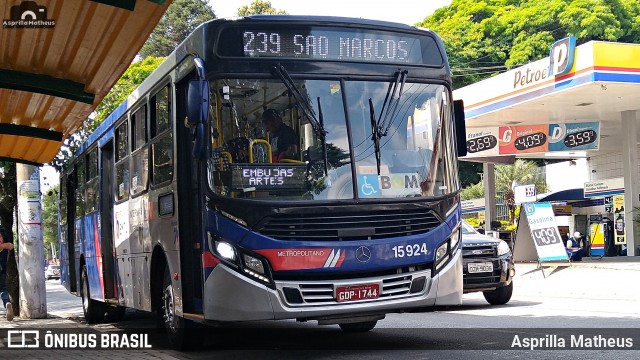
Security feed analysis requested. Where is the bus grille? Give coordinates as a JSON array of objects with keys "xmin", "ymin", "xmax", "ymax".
[
  {"xmin": 277, "ymin": 270, "xmax": 430, "ymax": 307},
  {"xmin": 257, "ymin": 209, "xmax": 441, "ymax": 240}
]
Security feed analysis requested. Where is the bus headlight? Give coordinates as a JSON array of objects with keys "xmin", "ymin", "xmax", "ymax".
[
  {"xmin": 243, "ymin": 254, "xmax": 265, "ymax": 274},
  {"xmin": 215, "ymin": 241, "xmax": 236, "ymax": 261},
  {"xmin": 449, "ymin": 228, "xmax": 460, "ymax": 252},
  {"xmin": 241, "ymin": 253, "xmax": 271, "ymax": 284},
  {"xmin": 435, "ymin": 242, "xmax": 448, "ymax": 263},
  {"xmin": 497, "ymin": 240, "xmax": 511, "ymax": 256}
]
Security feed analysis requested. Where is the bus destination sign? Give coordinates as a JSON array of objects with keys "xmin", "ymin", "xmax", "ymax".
[
  {"xmin": 230, "ymin": 164, "xmax": 306, "ymax": 191},
  {"xmin": 218, "ymin": 26, "xmax": 442, "ymax": 65}
]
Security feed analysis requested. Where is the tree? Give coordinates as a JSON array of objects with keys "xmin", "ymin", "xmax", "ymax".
[
  {"xmin": 418, "ymin": 0, "xmax": 640, "ymax": 89},
  {"xmin": 42, "ymin": 184, "xmax": 59, "ymax": 261},
  {"xmin": 459, "ymin": 161, "xmax": 483, "ymax": 188},
  {"xmin": 140, "ymin": 0, "xmax": 216, "ymax": 58},
  {"xmin": 238, "ymin": 0, "xmax": 287, "ymax": 16},
  {"xmin": 459, "ymin": 159, "xmax": 549, "ymax": 222},
  {"xmin": 421, "ymin": 0, "xmax": 640, "ymax": 190},
  {"xmin": 460, "ymin": 180, "xmax": 484, "ymax": 200}
]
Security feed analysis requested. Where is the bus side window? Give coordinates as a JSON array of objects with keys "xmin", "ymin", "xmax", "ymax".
[
  {"xmin": 75, "ymin": 157, "xmax": 85, "ymax": 218},
  {"xmin": 85, "ymin": 147, "xmax": 99, "ymax": 213},
  {"xmin": 115, "ymin": 119, "xmax": 130, "ymax": 202},
  {"xmin": 131, "ymin": 105, "xmax": 149, "ymax": 195},
  {"xmin": 151, "ymin": 85, "xmax": 174, "ymax": 186}
]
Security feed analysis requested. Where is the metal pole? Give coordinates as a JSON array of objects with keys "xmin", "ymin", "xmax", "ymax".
[
  {"xmin": 16, "ymin": 164, "xmax": 47, "ymax": 318},
  {"xmin": 483, "ymin": 163, "xmax": 497, "ymax": 233}
]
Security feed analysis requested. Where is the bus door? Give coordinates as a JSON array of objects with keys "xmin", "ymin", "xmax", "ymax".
[
  {"xmin": 100, "ymin": 140, "xmax": 116, "ymax": 300},
  {"xmin": 175, "ymin": 75, "xmax": 204, "ymax": 313},
  {"xmin": 65, "ymin": 170, "xmax": 78, "ymax": 293}
]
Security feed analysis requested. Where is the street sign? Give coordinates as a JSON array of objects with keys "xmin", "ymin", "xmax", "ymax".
[{"xmin": 514, "ymin": 184, "xmax": 536, "ymax": 204}]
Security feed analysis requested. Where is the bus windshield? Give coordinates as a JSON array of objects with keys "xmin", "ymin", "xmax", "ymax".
[{"xmin": 207, "ymin": 77, "xmax": 458, "ymax": 201}]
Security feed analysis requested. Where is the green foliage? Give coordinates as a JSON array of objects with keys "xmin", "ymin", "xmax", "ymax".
[
  {"xmin": 459, "ymin": 160, "xmax": 547, "ymax": 224},
  {"xmin": 418, "ymin": 0, "xmax": 640, "ymax": 88},
  {"xmin": 42, "ymin": 184, "xmax": 59, "ymax": 261},
  {"xmin": 51, "ymin": 57, "xmax": 165, "ymax": 170},
  {"xmin": 92, "ymin": 57, "xmax": 166, "ymax": 126},
  {"xmin": 140, "ymin": 0, "xmax": 216, "ymax": 58},
  {"xmin": 461, "ymin": 181, "xmax": 485, "ymax": 200},
  {"xmin": 459, "ymin": 161, "xmax": 483, "ymax": 188},
  {"xmin": 464, "ymin": 217, "xmax": 481, "ymax": 227},
  {"xmin": 495, "ymin": 159, "xmax": 548, "ymax": 194},
  {"xmin": 238, "ymin": 0, "xmax": 287, "ymax": 16}
]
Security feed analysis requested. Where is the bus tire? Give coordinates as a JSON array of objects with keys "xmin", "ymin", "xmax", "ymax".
[
  {"xmin": 483, "ymin": 281, "xmax": 513, "ymax": 305},
  {"xmin": 160, "ymin": 266, "xmax": 201, "ymax": 350},
  {"xmin": 105, "ymin": 305, "xmax": 126, "ymax": 322},
  {"xmin": 81, "ymin": 266, "xmax": 106, "ymax": 324},
  {"xmin": 338, "ymin": 320, "xmax": 378, "ymax": 333}
]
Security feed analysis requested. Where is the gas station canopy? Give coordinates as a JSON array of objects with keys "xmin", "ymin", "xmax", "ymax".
[
  {"xmin": 454, "ymin": 39, "xmax": 640, "ymax": 256},
  {"xmin": 454, "ymin": 40, "xmax": 640, "ymax": 162},
  {"xmin": 0, "ymin": 0, "xmax": 171, "ymax": 165}
]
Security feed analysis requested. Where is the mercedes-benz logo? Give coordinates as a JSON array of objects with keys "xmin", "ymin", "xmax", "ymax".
[{"xmin": 355, "ymin": 246, "xmax": 372, "ymax": 263}]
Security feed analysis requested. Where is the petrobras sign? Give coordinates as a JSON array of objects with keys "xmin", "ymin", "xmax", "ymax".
[
  {"xmin": 549, "ymin": 36, "xmax": 577, "ymax": 76},
  {"xmin": 584, "ymin": 177, "xmax": 624, "ymax": 198},
  {"xmin": 548, "ymin": 122, "xmax": 599, "ymax": 151},
  {"xmin": 461, "ymin": 198, "xmax": 485, "ymax": 214},
  {"xmin": 464, "ymin": 121, "xmax": 600, "ymax": 157}
]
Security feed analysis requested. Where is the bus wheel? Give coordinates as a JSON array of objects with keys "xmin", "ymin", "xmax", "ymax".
[
  {"xmin": 81, "ymin": 266, "xmax": 106, "ymax": 323},
  {"xmin": 105, "ymin": 306, "xmax": 126, "ymax": 322},
  {"xmin": 338, "ymin": 320, "xmax": 378, "ymax": 333},
  {"xmin": 160, "ymin": 267, "xmax": 201, "ymax": 350},
  {"xmin": 483, "ymin": 281, "xmax": 513, "ymax": 305}
]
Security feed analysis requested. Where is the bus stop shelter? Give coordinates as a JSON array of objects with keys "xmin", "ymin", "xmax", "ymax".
[
  {"xmin": 454, "ymin": 40, "xmax": 640, "ymax": 256},
  {"xmin": 0, "ymin": 0, "xmax": 171, "ymax": 165}
]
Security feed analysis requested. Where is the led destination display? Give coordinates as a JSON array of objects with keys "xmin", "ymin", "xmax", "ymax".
[{"xmin": 217, "ymin": 25, "xmax": 444, "ymax": 65}]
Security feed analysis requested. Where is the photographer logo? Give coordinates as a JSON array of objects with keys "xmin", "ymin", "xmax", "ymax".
[{"xmin": 3, "ymin": 1, "xmax": 56, "ymax": 28}]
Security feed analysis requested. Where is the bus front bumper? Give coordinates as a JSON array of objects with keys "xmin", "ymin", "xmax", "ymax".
[{"xmin": 202, "ymin": 249, "xmax": 462, "ymax": 322}]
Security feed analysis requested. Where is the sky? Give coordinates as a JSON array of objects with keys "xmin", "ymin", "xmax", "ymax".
[{"xmin": 209, "ymin": 0, "xmax": 453, "ymax": 26}]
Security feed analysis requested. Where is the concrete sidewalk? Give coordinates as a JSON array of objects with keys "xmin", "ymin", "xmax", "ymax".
[{"xmin": 513, "ymin": 257, "xmax": 640, "ymax": 301}]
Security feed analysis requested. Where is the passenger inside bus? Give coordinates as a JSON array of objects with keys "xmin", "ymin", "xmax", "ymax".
[
  {"xmin": 261, "ymin": 108, "xmax": 298, "ymax": 162},
  {"xmin": 226, "ymin": 137, "xmax": 250, "ymax": 163}
]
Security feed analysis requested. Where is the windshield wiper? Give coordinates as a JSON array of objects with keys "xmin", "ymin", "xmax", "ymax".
[
  {"xmin": 369, "ymin": 98, "xmax": 382, "ymax": 175},
  {"xmin": 271, "ymin": 64, "xmax": 327, "ymax": 139},
  {"xmin": 317, "ymin": 97, "xmax": 328, "ymax": 176},
  {"xmin": 367, "ymin": 70, "xmax": 407, "ymax": 176},
  {"xmin": 377, "ymin": 70, "xmax": 408, "ymax": 137}
]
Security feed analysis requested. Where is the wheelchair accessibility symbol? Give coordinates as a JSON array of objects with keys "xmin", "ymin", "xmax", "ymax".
[{"xmin": 357, "ymin": 175, "xmax": 380, "ymax": 197}]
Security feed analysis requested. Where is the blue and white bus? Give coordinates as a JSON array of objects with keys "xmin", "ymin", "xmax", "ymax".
[{"xmin": 59, "ymin": 15, "xmax": 466, "ymax": 348}]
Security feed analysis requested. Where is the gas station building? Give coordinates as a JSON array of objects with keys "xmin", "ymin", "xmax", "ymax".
[{"xmin": 454, "ymin": 39, "xmax": 640, "ymax": 257}]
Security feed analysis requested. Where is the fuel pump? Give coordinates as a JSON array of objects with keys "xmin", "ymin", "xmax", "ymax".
[
  {"xmin": 588, "ymin": 214, "xmax": 605, "ymax": 257},
  {"xmin": 602, "ymin": 216, "xmax": 618, "ymax": 257}
]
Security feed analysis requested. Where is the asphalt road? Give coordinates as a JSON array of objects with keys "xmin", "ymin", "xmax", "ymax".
[{"xmin": 31, "ymin": 275, "xmax": 640, "ymax": 359}]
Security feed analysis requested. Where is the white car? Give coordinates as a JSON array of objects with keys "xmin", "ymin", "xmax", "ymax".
[{"xmin": 45, "ymin": 264, "xmax": 60, "ymax": 280}]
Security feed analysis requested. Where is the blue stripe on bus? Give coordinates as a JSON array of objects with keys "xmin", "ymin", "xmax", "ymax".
[{"xmin": 207, "ymin": 206, "xmax": 461, "ymax": 273}]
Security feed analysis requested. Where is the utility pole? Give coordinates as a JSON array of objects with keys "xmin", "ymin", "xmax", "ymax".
[{"xmin": 16, "ymin": 164, "xmax": 47, "ymax": 318}]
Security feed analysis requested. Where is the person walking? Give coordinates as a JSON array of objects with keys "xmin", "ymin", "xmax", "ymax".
[{"xmin": 0, "ymin": 224, "xmax": 14, "ymax": 321}]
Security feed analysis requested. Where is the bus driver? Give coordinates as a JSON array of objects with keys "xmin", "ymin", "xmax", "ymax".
[{"xmin": 261, "ymin": 109, "xmax": 298, "ymax": 162}]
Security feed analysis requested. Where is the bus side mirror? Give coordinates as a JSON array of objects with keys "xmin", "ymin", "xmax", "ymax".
[
  {"xmin": 187, "ymin": 79, "xmax": 209, "ymax": 126},
  {"xmin": 453, "ymin": 100, "xmax": 467, "ymax": 158}
]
